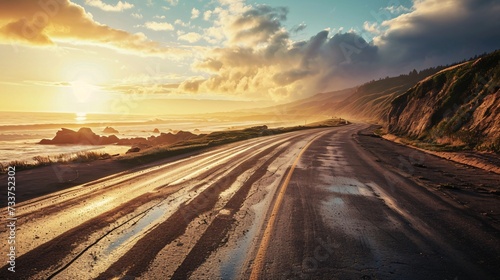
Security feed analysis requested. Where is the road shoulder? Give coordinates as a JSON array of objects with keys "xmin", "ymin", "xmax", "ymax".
[{"xmin": 356, "ymin": 125, "xmax": 500, "ymax": 230}]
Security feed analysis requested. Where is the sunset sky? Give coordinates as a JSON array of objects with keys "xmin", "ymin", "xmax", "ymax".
[{"xmin": 0, "ymin": 0, "xmax": 499, "ymax": 114}]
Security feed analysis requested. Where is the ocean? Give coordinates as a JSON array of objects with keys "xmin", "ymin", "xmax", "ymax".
[{"xmin": 0, "ymin": 111, "xmax": 264, "ymax": 165}]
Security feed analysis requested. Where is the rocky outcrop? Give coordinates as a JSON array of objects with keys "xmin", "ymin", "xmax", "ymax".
[
  {"xmin": 39, "ymin": 128, "xmax": 119, "ymax": 145},
  {"xmin": 103, "ymin": 126, "xmax": 119, "ymax": 134},
  {"xmin": 40, "ymin": 127, "xmax": 198, "ymax": 147},
  {"xmin": 146, "ymin": 131, "xmax": 197, "ymax": 146},
  {"xmin": 126, "ymin": 147, "xmax": 141, "ymax": 153}
]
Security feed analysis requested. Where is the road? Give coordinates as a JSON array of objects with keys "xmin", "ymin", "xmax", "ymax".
[{"xmin": 1, "ymin": 123, "xmax": 499, "ymax": 279}]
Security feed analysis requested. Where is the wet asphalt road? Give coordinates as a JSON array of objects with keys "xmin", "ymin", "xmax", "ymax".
[
  {"xmin": 1, "ymin": 123, "xmax": 499, "ymax": 279},
  {"xmin": 251, "ymin": 124, "xmax": 499, "ymax": 279}
]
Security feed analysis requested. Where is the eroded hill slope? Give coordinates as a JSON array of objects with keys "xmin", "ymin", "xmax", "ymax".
[{"xmin": 388, "ymin": 50, "xmax": 500, "ymax": 151}]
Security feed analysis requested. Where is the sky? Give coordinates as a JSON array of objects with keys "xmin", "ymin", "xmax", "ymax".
[{"xmin": 0, "ymin": 0, "xmax": 499, "ymax": 115}]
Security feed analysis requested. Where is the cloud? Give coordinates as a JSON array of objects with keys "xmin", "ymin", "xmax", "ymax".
[
  {"xmin": 84, "ymin": 0, "xmax": 133, "ymax": 12},
  {"xmin": 143, "ymin": 21, "xmax": 174, "ymax": 31},
  {"xmin": 290, "ymin": 22, "xmax": 306, "ymax": 33},
  {"xmin": 229, "ymin": 5, "xmax": 288, "ymax": 46},
  {"xmin": 180, "ymin": 0, "xmax": 500, "ymax": 101},
  {"xmin": 24, "ymin": 80, "xmax": 72, "ymax": 87},
  {"xmin": 178, "ymin": 32, "xmax": 202, "ymax": 43},
  {"xmin": 181, "ymin": 4, "xmax": 378, "ymax": 100},
  {"xmin": 179, "ymin": 78, "xmax": 204, "ymax": 93},
  {"xmin": 363, "ymin": 21, "xmax": 380, "ymax": 35},
  {"xmin": 131, "ymin": 13, "xmax": 143, "ymax": 19},
  {"xmin": 203, "ymin": 10, "xmax": 212, "ymax": 21},
  {"xmin": 165, "ymin": 0, "xmax": 179, "ymax": 6},
  {"xmin": 374, "ymin": 0, "xmax": 500, "ymax": 69},
  {"xmin": 174, "ymin": 19, "xmax": 190, "ymax": 27},
  {"xmin": 107, "ymin": 83, "xmax": 180, "ymax": 95},
  {"xmin": 191, "ymin": 8, "xmax": 200, "ymax": 19},
  {"xmin": 200, "ymin": 0, "xmax": 250, "ymax": 45},
  {"xmin": 383, "ymin": 5, "xmax": 412, "ymax": 15},
  {"xmin": 0, "ymin": 0, "xmax": 186, "ymax": 57}
]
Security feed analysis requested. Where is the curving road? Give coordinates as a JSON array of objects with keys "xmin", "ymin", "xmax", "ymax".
[{"xmin": 1, "ymin": 123, "xmax": 499, "ymax": 279}]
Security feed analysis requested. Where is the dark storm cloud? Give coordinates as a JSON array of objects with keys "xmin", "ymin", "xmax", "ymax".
[{"xmin": 376, "ymin": 0, "xmax": 500, "ymax": 69}]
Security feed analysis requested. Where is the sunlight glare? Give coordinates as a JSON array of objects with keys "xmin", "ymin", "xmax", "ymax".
[
  {"xmin": 72, "ymin": 78, "xmax": 96, "ymax": 103},
  {"xmin": 75, "ymin": 112, "xmax": 87, "ymax": 122}
]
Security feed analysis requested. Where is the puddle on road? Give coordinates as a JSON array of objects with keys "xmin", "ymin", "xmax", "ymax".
[
  {"xmin": 309, "ymin": 144, "xmax": 352, "ymax": 175},
  {"xmin": 326, "ymin": 177, "xmax": 374, "ymax": 197},
  {"xmin": 330, "ymin": 196, "xmax": 345, "ymax": 205},
  {"xmin": 219, "ymin": 194, "xmax": 267, "ymax": 280},
  {"xmin": 320, "ymin": 177, "xmax": 379, "ymax": 238},
  {"xmin": 320, "ymin": 178, "xmax": 373, "ymax": 218},
  {"xmin": 217, "ymin": 142, "xmax": 298, "ymax": 279},
  {"xmin": 104, "ymin": 202, "xmax": 168, "ymax": 254},
  {"xmin": 101, "ymin": 189, "xmax": 195, "ymax": 257},
  {"xmin": 316, "ymin": 176, "xmax": 377, "ymax": 199}
]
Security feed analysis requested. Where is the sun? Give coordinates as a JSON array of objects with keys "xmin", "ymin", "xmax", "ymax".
[{"xmin": 71, "ymin": 78, "xmax": 96, "ymax": 104}]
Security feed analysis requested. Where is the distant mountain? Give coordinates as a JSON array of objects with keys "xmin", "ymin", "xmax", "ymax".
[{"xmin": 388, "ymin": 50, "xmax": 500, "ymax": 152}]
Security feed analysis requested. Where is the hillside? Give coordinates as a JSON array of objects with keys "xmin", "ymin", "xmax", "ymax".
[
  {"xmin": 330, "ymin": 67, "xmax": 443, "ymax": 121},
  {"xmin": 388, "ymin": 50, "xmax": 500, "ymax": 152},
  {"xmin": 224, "ymin": 67, "xmax": 444, "ymax": 122},
  {"xmin": 203, "ymin": 87, "xmax": 355, "ymax": 123}
]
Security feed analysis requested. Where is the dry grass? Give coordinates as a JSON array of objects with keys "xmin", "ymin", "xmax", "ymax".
[{"xmin": 0, "ymin": 151, "xmax": 110, "ymax": 174}]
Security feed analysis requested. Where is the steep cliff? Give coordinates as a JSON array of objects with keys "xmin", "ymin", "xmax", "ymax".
[{"xmin": 388, "ymin": 50, "xmax": 500, "ymax": 151}]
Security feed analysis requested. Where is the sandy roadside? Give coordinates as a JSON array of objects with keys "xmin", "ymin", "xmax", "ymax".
[{"xmin": 382, "ymin": 134, "xmax": 500, "ymax": 175}]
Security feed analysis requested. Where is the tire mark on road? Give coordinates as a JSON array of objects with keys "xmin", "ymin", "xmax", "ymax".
[
  {"xmin": 249, "ymin": 133, "xmax": 324, "ymax": 280},
  {"xmin": 97, "ymin": 139, "xmax": 302, "ymax": 279},
  {"xmin": 170, "ymin": 143, "xmax": 289, "ymax": 279}
]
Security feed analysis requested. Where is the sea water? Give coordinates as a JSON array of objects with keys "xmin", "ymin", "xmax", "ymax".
[{"xmin": 0, "ymin": 111, "xmax": 263, "ymax": 165}]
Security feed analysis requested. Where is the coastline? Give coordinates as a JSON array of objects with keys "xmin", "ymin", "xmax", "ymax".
[{"xmin": 0, "ymin": 111, "xmax": 300, "ymax": 166}]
